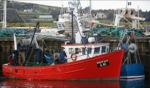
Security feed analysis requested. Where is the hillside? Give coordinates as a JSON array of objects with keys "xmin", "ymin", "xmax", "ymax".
[
  {"xmin": 0, "ymin": 1, "xmax": 150, "ymax": 24},
  {"xmin": 0, "ymin": 1, "xmax": 61, "ymax": 23}
]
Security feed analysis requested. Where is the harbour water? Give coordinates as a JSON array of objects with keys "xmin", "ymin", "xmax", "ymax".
[{"xmin": 0, "ymin": 73, "xmax": 149, "ymax": 88}]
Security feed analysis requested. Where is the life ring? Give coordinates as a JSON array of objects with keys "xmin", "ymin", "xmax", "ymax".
[{"xmin": 71, "ymin": 53, "xmax": 77, "ymax": 61}]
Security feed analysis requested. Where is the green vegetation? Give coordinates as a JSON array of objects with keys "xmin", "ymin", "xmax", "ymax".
[
  {"xmin": 140, "ymin": 22, "xmax": 150, "ymax": 25},
  {"xmin": 120, "ymin": 22, "xmax": 150, "ymax": 26},
  {"xmin": 1, "ymin": 22, "xmax": 149, "ymax": 28},
  {"xmin": 0, "ymin": 22, "xmax": 56, "ymax": 27}
]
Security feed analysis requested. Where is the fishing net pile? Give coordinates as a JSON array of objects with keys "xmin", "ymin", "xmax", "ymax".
[
  {"xmin": 90, "ymin": 25, "xmax": 144, "ymax": 37},
  {"xmin": 0, "ymin": 28, "xmax": 25, "ymax": 37}
]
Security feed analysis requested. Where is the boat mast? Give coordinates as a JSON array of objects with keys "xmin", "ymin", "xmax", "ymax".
[
  {"xmin": 126, "ymin": 0, "xmax": 128, "ymax": 9},
  {"xmin": 23, "ymin": 22, "xmax": 39, "ymax": 65},
  {"xmin": 60, "ymin": 0, "xmax": 64, "ymax": 17},
  {"xmin": 2, "ymin": 0, "xmax": 7, "ymax": 28},
  {"xmin": 89, "ymin": 0, "xmax": 92, "ymax": 21},
  {"xmin": 13, "ymin": 33, "xmax": 17, "ymax": 50},
  {"xmin": 68, "ymin": 0, "xmax": 86, "ymax": 44},
  {"xmin": 71, "ymin": 10, "xmax": 74, "ymax": 43},
  {"xmin": 137, "ymin": 5, "xmax": 139, "ymax": 29}
]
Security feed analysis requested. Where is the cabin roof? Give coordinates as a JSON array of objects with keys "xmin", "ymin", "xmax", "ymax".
[{"xmin": 61, "ymin": 43, "xmax": 109, "ymax": 47}]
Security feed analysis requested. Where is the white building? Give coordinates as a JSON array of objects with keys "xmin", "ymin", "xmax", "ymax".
[
  {"xmin": 24, "ymin": 9, "xmax": 33, "ymax": 12},
  {"xmin": 39, "ymin": 15, "xmax": 53, "ymax": 19},
  {"xmin": 93, "ymin": 12, "xmax": 107, "ymax": 19}
]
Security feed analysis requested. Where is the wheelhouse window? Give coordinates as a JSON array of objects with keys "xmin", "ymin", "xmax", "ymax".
[
  {"xmin": 102, "ymin": 46, "xmax": 106, "ymax": 53},
  {"xmin": 69, "ymin": 48, "xmax": 74, "ymax": 54},
  {"xmin": 106, "ymin": 47, "xmax": 109, "ymax": 52},
  {"xmin": 94, "ymin": 47, "xmax": 100, "ymax": 54},
  {"xmin": 75, "ymin": 48, "xmax": 79, "ymax": 54},
  {"xmin": 82, "ymin": 48, "xmax": 86, "ymax": 55},
  {"xmin": 87, "ymin": 48, "xmax": 92, "ymax": 54}
]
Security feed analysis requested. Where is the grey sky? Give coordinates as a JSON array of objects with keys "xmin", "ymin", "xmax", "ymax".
[{"xmin": 15, "ymin": 0, "xmax": 150, "ymax": 11}]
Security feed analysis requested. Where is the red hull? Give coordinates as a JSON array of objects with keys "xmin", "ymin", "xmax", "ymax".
[{"xmin": 2, "ymin": 50, "xmax": 124, "ymax": 80}]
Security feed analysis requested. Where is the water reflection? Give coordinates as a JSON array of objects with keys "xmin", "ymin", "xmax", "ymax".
[
  {"xmin": 0, "ymin": 79, "xmax": 145, "ymax": 88},
  {"xmin": 120, "ymin": 79, "xmax": 145, "ymax": 88},
  {"xmin": 1, "ymin": 80, "xmax": 120, "ymax": 88}
]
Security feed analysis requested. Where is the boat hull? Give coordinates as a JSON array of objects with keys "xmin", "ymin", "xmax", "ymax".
[{"xmin": 2, "ymin": 50, "xmax": 124, "ymax": 80}]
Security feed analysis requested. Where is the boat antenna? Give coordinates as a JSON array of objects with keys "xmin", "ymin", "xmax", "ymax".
[{"xmin": 23, "ymin": 22, "xmax": 40, "ymax": 65}]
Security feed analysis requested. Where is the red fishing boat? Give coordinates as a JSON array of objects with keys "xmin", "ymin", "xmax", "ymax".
[
  {"xmin": 3, "ymin": 49, "xmax": 124, "ymax": 80},
  {"xmin": 2, "ymin": 0, "xmax": 124, "ymax": 81}
]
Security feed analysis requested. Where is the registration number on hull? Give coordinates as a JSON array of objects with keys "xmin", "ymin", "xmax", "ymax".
[{"xmin": 97, "ymin": 60, "xmax": 109, "ymax": 67}]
